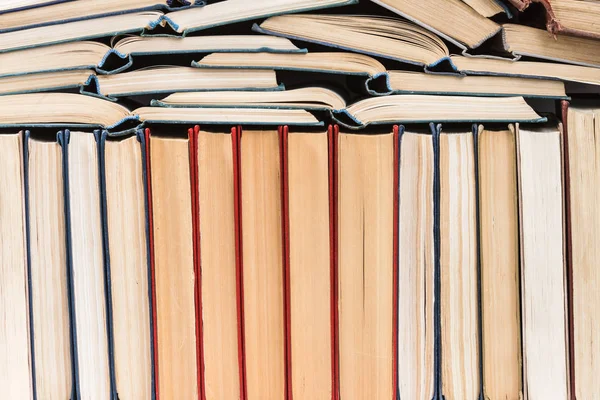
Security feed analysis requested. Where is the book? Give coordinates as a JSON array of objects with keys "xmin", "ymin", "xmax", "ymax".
[
  {"xmin": 62, "ymin": 130, "xmax": 112, "ymax": 399},
  {"xmin": 0, "ymin": 132, "xmax": 33, "ymax": 399},
  {"xmin": 397, "ymin": 129, "xmax": 435, "ymax": 400},
  {"xmin": 332, "ymin": 95, "xmax": 543, "ymax": 128},
  {"xmin": 0, "ymin": 69, "xmax": 93, "ymax": 96},
  {"xmin": 477, "ymin": 125, "xmax": 522, "ymax": 400},
  {"xmin": 102, "ymin": 133, "xmax": 153, "ymax": 399},
  {"xmin": 255, "ymin": 14, "xmax": 454, "ymax": 68},
  {"xmin": 284, "ymin": 127, "xmax": 334, "ymax": 399},
  {"xmin": 239, "ymin": 128, "xmax": 286, "ymax": 400},
  {"xmin": 193, "ymin": 127, "xmax": 243, "ymax": 400},
  {"xmin": 508, "ymin": 0, "xmax": 600, "ymax": 39},
  {"xmin": 386, "ymin": 70, "xmax": 567, "ymax": 98},
  {"xmin": 88, "ymin": 67, "xmax": 282, "ymax": 99},
  {"xmin": 336, "ymin": 129, "xmax": 397, "ymax": 399},
  {"xmin": 148, "ymin": 131, "xmax": 199, "ymax": 399},
  {"xmin": 0, "ymin": 0, "xmax": 69, "ymax": 14},
  {"xmin": 25, "ymin": 132, "xmax": 73, "ymax": 400},
  {"xmin": 461, "ymin": 0, "xmax": 507, "ymax": 17},
  {"xmin": 153, "ymin": 87, "xmax": 347, "ymax": 110},
  {"xmin": 0, "ymin": 36, "xmax": 302, "ymax": 78},
  {"xmin": 164, "ymin": 0, "xmax": 358, "ymax": 35},
  {"xmin": 516, "ymin": 124, "xmax": 569, "ymax": 399},
  {"xmin": 439, "ymin": 128, "xmax": 479, "ymax": 400},
  {"xmin": 0, "ymin": 11, "xmax": 164, "ymax": 53},
  {"xmin": 0, "ymin": 0, "xmax": 197, "ymax": 33},
  {"xmin": 0, "ymin": 93, "xmax": 321, "ymax": 130},
  {"xmin": 564, "ymin": 106, "xmax": 600, "ymax": 400},
  {"xmin": 369, "ymin": 0, "xmax": 501, "ymax": 50},
  {"xmin": 451, "ymin": 55, "xmax": 600, "ymax": 86},
  {"xmin": 501, "ymin": 24, "xmax": 600, "ymax": 68},
  {"xmin": 193, "ymin": 51, "xmax": 389, "ymax": 94}
]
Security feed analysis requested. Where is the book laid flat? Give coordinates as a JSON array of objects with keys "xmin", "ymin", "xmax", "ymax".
[
  {"xmin": 255, "ymin": 14, "xmax": 455, "ymax": 69},
  {"xmin": 0, "ymin": 0, "xmax": 68, "ymax": 14},
  {"xmin": 86, "ymin": 67, "xmax": 282, "ymax": 99},
  {"xmin": 285, "ymin": 127, "xmax": 334, "ymax": 400},
  {"xmin": 0, "ymin": 11, "xmax": 164, "ymax": 53},
  {"xmin": 461, "ymin": 0, "xmax": 507, "ymax": 17},
  {"xmin": 516, "ymin": 124, "xmax": 569, "ymax": 399},
  {"xmin": 450, "ymin": 55, "xmax": 600, "ymax": 86},
  {"xmin": 0, "ymin": 93, "xmax": 321, "ymax": 130},
  {"xmin": 62, "ymin": 130, "xmax": 112, "ymax": 399},
  {"xmin": 397, "ymin": 130, "xmax": 435, "ymax": 400},
  {"xmin": 0, "ymin": 69, "xmax": 94, "ymax": 96},
  {"xmin": 439, "ymin": 129, "xmax": 479, "ymax": 400},
  {"xmin": 477, "ymin": 125, "xmax": 522, "ymax": 399},
  {"xmin": 0, "ymin": 36, "xmax": 302, "ymax": 78},
  {"xmin": 386, "ymin": 71, "xmax": 567, "ymax": 98},
  {"xmin": 332, "ymin": 95, "xmax": 543, "ymax": 128},
  {"xmin": 102, "ymin": 133, "xmax": 153, "ymax": 399},
  {"xmin": 194, "ymin": 127, "xmax": 243, "ymax": 400},
  {"xmin": 25, "ymin": 133, "xmax": 73, "ymax": 400},
  {"xmin": 0, "ymin": 0, "xmax": 198, "ymax": 33},
  {"xmin": 163, "ymin": 0, "xmax": 358, "ymax": 35},
  {"xmin": 501, "ymin": 24, "xmax": 600, "ymax": 68},
  {"xmin": 153, "ymin": 88, "xmax": 347, "ymax": 110},
  {"xmin": 509, "ymin": 0, "xmax": 600, "ymax": 39},
  {"xmin": 369, "ymin": 0, "xmax": 501, "ymax": 50},
  {"xmin": 337, "ymin": 129, "xmax": 397, "ymax": 399},
  {"xmin": 239, "ymin": 128, "xmax": 286, "ymax": 400},
  {"xmin": 194, "ymin": 52, "xmax": 390, "ymax": 94},
  {"xmin": 564, "ymin": 106, "xmax": 600, "ymax": 400},
  {"xmin": 0, "ymin": 132, "xmax": 33, "ymax": 399},
  {"xmin": 148, "ymin": 131, "xmax": 199, "ymax": 399}
]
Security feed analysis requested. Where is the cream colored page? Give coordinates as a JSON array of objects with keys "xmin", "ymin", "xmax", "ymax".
[
  {"xmin": 105, "ymin": 137, "xmax": 152, "ymax": 400},
  {"xmin": 197, "ymin": 131, "xmax": 240, "ymax": 400},
  {"xmin": 0, "ymin": 133, "xmax": 33, "ymax": 400},
  {"xmin": 398, "ymin": 132, "xmax": 435, "ymax": 400},
  {"xmin": 29, "ymin": 139, "xmax": 72, "ymax": 399},
  {"xmin": 288, "ymin": 132, "xmax": 332, "ymax": 400},
  {"xmin": 67, "ymin": 131, "xmax": 111, "ymax": 399},
  {"xmin": 517, "ymin": 127, "xmax": 568, "ymax": 400},
  {"xmin": 567, "ymin": 109, "xmax": 600, "ymax": 400},
  {"xmin": 150, "ymin": 136, "xmax": 198, "ymax": 400},
  {"xmin": 440, "ymin": 132, "xmax": 479, "ymax": 400},
  {"xmin": 240, "ymin": 130, "xmax": 286, "ymax": 400},
  {"xmin": 338, "ymin": 132, "xmax": 394, "ymax": 400},
  {"xmin": 479, "ymin": 129, "xmax": 522, "ymax": 400}
]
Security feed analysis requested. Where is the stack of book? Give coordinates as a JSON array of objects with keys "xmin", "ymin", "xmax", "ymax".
[{"xmin": 0, "ymin": 0, "xmax": 599, "ymax": 399}]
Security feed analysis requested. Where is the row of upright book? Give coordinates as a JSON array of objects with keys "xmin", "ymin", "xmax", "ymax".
[{"xmin": 2, "ymin": 101, "xmax": 600, "ymax": 400}]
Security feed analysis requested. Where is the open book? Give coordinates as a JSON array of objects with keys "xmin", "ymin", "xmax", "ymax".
[{"xmin": 0, "ymin": 35, "xmax": 301, "ymax": 78}]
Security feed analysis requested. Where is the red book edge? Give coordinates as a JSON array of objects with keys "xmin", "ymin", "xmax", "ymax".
[
  {"xmin": 280, "ymin": 126, "xmax": 293, "ymax": 400},
  {"xmin": 560, "ymin": 101, "xmax": 575, "ymax": 400},
  {"xmin": 188, "ymin": 126, "xmax": 206, "ymax": 400},
  {"xmin": 232, "ymin": 126, "xmax": 247, "ymax": 400},
  {"xmin": 144, "ymin": 128, "xmax": 160, "ymax": 400},
  {"xmin": 392, "ymin": 125, "xmax": 400, "ymax": 400},
  {"xmin": 330, "ymin": 125, "xmax": 340, "ymax": 400}
]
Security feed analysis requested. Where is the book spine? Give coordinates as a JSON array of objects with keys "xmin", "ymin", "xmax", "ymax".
[
  {"xmin": 143, "ymin": 128, "xmax": 160, "ymax": 400},
  {"xmin": 473, "ymin": 125, "xmax": 485, "ymax": 400},
  {"xmin": 137, "ymin": 129, "xmax": 157, "ymax": 400},
  {"xmin": 560, "ymin": 101, "xmax": 576, "ymax": 400},
  {"xmin": 232, "ymin": 126, "xmax": 247, "ymax": 400},
  {"xmin": 392, "ymin": 125, "xmax": 400, "ymax": 400},
  {"xmin": 280, "ymin": 126, "xmax": 293, "ymax": 400},
  {"xmin": 330, "ymin": 125, "xmax": 340, "ymax": 400},
  {"xmin": 188, "ymin": 126, "xmax": 206, "ymax": 400},
  {"xmin": 96, "ymin": 131, "xmax": 118, "ymax": 400}
]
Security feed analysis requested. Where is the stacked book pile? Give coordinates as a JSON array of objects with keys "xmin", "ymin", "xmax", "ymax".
[{"xmin": 1, "ymin": 0, "xmax": 599, "ymax": 399}]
